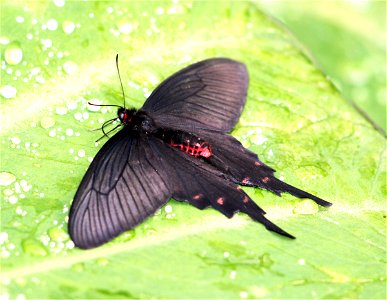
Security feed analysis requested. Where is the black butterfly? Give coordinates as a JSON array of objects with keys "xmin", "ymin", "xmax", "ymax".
[{"xmin": 69, "ymin": 57, "xmax": 332, "ymax": 249}]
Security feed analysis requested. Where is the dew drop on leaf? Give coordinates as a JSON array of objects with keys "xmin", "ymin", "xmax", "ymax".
[
  {"xmin": 55, "ymin": 106, "xmax": 68, "ymax": 115},
  {"xmin": 9, "ymin": 195, "xmax": 18, "ymax": 204},
  {"xmin": 65, "ymin": 128, "xmax": 74, "ymax": 136},
  {"xmin": 0, "ymin": 36, "xmax": 10, "ymax": 45},
  {"xmin": 48, "ymin": 227, "xmax": 68, "ymax": 242},
  {"xmin": 16, "ymin": 16, "xmax": 24, "ymax": 23},
  {"xmin": 40, "ymin": 116, "xmax": 55, "ymax": 129},
  {"xmin": 96, "ymin": 258, "xmax": 109, "ymax": 266},
  {"xmin": 0, "ymin": 172, "xmax": 16, "ymax": 186},
  {"xmin": 118, "ymin": 21, "xmax": 133, "ymax": 34},
  {"xmin": 46, "ymin": 19, "xmax": 58, "ymax": 31},
  {"xmin": 62, "ymin": 20, "xmax": 75, "ymax": 34},
  {"xmin": 77, "ymin": 149, "xmax": 85, "ymax": 157},
  {"xmin": 0, "ymin": 232, "xmax": 9, "ymax": 245},
  {"xmin": 63, "ymin": 61, "xmax": 78, "ymax": 75},
  {"xmin": 21, "ymin": 239, "xmax": 48, "ymax": 256},
  {"xmin": 53, "ymin": 0, "xmax": 65, "ymax": 7},
  {"xmin": 35, "ymin": 75, "xmax": 45, "ymax": 84},
  {"xmin": 3, "ymin": 189, "xmax": 14, "ymax": 196},
  {"xmin": 4, "ymin": 42, "xmax": 23, "ymax": 65},
  {"xmin": 72, "ymin": 263, "xmax": 85, "ymax": 272},
  {"xmin": 0, "ymin": 85, "xmax": 17, "ymax": 99}
]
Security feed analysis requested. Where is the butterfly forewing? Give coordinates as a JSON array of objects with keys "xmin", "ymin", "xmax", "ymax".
[
  {"xmin": 69, "ymin": 127, "xmax": 171, "ymax": 249},
  {"xmin": 142, "ymin": 58, "xmax": 248, "ymax": 132}
]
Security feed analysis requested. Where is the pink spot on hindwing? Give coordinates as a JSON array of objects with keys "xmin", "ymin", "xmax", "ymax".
[
  {"xmin": 242, "ymin": 177, "xmax": 250, "ymax": 184},
  {"xmin": 193, "ymin": 194, "xmax": 203, "ymax": 200},
  {"xmin": 217, "ymin": 197, "xmax": 224, "ymax": 205},
  {"xmin": 262, "ymin": 176, "xmax": 270, "ymax": 183}
]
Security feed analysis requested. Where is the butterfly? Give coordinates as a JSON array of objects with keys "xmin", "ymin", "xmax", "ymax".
[{"xmin": 68, "ymin": 57, "xmax": 332, "ymax": 249}]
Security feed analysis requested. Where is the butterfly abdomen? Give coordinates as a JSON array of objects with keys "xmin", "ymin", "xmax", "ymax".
[{"xmin": 155, "ymin": 129, "xmax": 212, "ymax": 158}]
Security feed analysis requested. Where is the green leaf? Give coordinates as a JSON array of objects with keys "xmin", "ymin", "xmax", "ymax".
[
  {"xmin": 257, "ymin": 0, "xmax": 387, "ymax": 132},
  {"xmin": 1, "ymin": 1, "xmax": 385, "ymax": 299}
]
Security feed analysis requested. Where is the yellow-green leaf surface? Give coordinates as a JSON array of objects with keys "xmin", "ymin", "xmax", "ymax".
[
  {"xmin": 257, "ymin": 0, "xmax": 386, "ymax": 133},
  {"xmin": 1, "ymin": 1, "xmax": 385, "ymax": 299}
]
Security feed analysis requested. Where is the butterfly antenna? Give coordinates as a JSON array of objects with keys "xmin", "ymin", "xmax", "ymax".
[{"xmin": 116, "ymin": 54, "xmax": 126, "ymax": 109}]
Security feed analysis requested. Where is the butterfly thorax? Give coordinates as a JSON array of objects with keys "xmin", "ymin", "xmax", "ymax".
[
  {"xmin": 155, "ymin": 128, "xmax": 212, "ymax": 158},
  {"xmin": 118, "ymin": 108, "xmax": 156, "ymax": 133},
  {"xmin": 117, "ymin": 108, "xmax": 212, "ymax": 158}
]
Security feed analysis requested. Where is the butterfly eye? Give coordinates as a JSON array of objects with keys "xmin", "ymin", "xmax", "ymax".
[{"xmin": 119, "ymin": 112, "xmax": 125, "ymax": 122}]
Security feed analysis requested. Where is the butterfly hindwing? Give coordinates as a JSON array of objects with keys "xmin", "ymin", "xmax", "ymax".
[
  {"xmin": 150, "ymin": 138, "xmax": 294, "ymax": 238},
  {"xmin": 69, "ymin": 127, "xmax": 171, "ymax": 249},
  {"xmin": 142, "ymin": 58, "xmax": 248, "ymax": 132}
]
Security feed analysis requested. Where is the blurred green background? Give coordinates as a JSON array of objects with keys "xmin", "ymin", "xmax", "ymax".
[{"xmin": 258, "ymin": 0, "xmax": 386, "ymax": 133}]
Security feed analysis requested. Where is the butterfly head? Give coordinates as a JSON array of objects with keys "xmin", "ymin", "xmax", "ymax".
[{"xmin": 117, "ymin": 107, "xmax": 136, "ymax": 125}]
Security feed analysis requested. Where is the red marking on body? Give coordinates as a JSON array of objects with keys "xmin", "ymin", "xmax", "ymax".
[
  {"xmin": 242, "ymin": 177, "xmax": 250, "ymax": 184},
  {"xmin": 193, "ymin": 194, "xmax": 202, "ymax": 200},
  {"xmin": 243, "ymin": 196, "xmax": 249, "ymax": 203},
  {"xmin": 262, "ymin": 176, "xmax": 270, "ymax": 183},
  {"xmin": 123, "ymin": 113, "xmax": 132, "ymax": 124},
  {"xmin": 169, "ymin": 141, "xmax": 212, "ymax": 158},
  {"xmin": 217, "ymin": 197, "xmax": 224, "ymax": 205},
  {"xmin": 255, "ymin": 161, "xmax": 261, "ymax": 166}
]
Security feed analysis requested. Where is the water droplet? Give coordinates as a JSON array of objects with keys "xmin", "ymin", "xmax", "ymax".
[
  {"xmin": 35, "ymin": 75, "xmax": 45, "ymax": 84},
  {"xmin": 49, "ymin": 129, "xmax": 57, "ymax": 137},
  {"xmin": 65, "ymin": 128, "xmax": 74, "ymax": 136},
  {"xmin": 63, "ymin": 61, "xmax": 78, "ymax": 75},
  {"xmin": 239, "ymin": 291, "xmax": 248, "ymax": 299},
  {"xmin": 16, "ymin": 16, "xmax": 25, "ymax": 23},
  {"xmin": 22, "ymin": 239, "xmax": 48, "ymax": 256},
  {"xmin": 40, "ymin": 116, "xmax": 55, "ymax": 129},
  {"xmin": 229, "ymin": 270, "xmax": 236, "ymax": 280},
  {"xmin": 164, "ymin": 205, "xmax": 173, "ymax": 213},
  {"xmin": 77, "ymin": 149, "xmax": 85, "ymax": 157},
  {"xmin": 46, "ymin": 19, "xmax": 58, "ymax": 31},
  {"xmin": 118, "ymin": 21, "xmax": 133, "ymax": 34},
  {"xmin": 53, "ymin": 0, "xmax": 65, "ymax": 7},
  {"xmin": 293, "ymin": 200, "xmax": 319, "ymax": 215},
  {"xmin": 106, "ymin": 7, "xmax": 114, "ymax": 13},
  {"xmin": 62, "ymin": 20, "xmax": 75, "ymax": 34},
  {"xmin": 4, "ymin": 42, "xmax": 23, "ymax": 65},
  {"xmin": 0, "ymin": 36, "xmax": 10, "ymax": 45},
  {"xmin": 3, "ymin": 189, "xmax": 13, "ymax": 196},
  {"xmin": 0, "ymin": 172, "xmax": 16, "ymax": 186},
  {"xmin": 9, "ymin": 195, "xmax": 18, "ymax": 204},
  {"xmin": 55, "ymin": 106, "xmax": 68, "ymax": 115},
  {"xmin": 0, "ymin": 85, "xmax": 17, "ymax": 99},
  {"xmin": 96, "ymin": 258, "xmax": 109, "ymax": 266},
  {"xmin": 10, "ymin": 136, "xmax": 21, "ymax": 145},
  {"xmin": 74, "ymin": 113, "xmax": 83, "ymax": 121},
  {"xmin": 146, "ymin": 228, "xmax": 157, "ymax": 236},
  {"xmin": 0, "ymin": 232, "xmax": 9, "ymax": 245},
  {"xmin": 66, "ymin": 101, "xmax": 77, "ymax": 110},
  {"xmin": 48, "ymin": 227, "xmax": 68, "ymax": 242},
  {"xmin": 72, "ymin": 263, "xmax": 84, "ymax": 272},
  {"xmin": 298, "ymin": 258, "xmax": 305, "ymax": 265},
  {"xmin": 16, "ymin": 294, "xmax": 26, "ymax": 300},
  {"xmin": 41, "ymin": 38, "xmax": 52, "ymax": 49}
]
